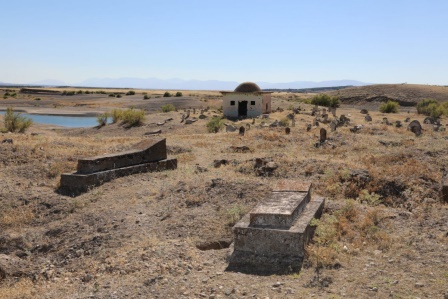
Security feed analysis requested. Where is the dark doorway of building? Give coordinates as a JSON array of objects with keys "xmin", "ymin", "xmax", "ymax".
[{"xmin": 238, "ymin": 101, "xmax": 248, "ymax": 117}]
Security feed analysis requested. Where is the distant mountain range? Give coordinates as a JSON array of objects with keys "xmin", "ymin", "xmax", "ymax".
[{"xmin": 1, "ymin": 78, "xmax": 372, "ymax": 90}]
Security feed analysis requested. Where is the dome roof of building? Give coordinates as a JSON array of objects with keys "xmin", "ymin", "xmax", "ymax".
[{"xmin": 234, "ymin": 82, "xmax": 261, "ymax": 92}]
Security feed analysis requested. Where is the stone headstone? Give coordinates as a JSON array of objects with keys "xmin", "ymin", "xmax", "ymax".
[
  {"xmin": 404, "ymin": 117, "xmax": 410, "ymax": 122},
  {"xmin": 285, "ymin": 127, "xmax": 291, "ymax": 135},
  {"xmin": 442, "ymin": 174, "xmax": 448, "ymax": 203},
  {"xmin": 330, "ymin": 121, "xmax": 337, "ymax": 132},
  {"xmin": 423, "ymin": 117, "xmax": 435, "ymax": 124},
  {"xmin": 322, "ymin": 108, "xmax": 327, "ymax": 114},
  {"xmin": 360, "ymin": 109, "xmax": 368, "ymax": 114},
  {"xmin": 395, "ymin": 120, "xmax": 402, "ymax": 128},
  {"xmin": 340, "ymin": 115, "xmax": 350, "ymax": 125},
  {"xmin": 239, "ymin": 126, "xmax": 245, "ymax": 136},
  {"xmin": 252, "ymin": 118, "xmax": 256, "ymax": 124},
  {"xmin": 408, "ymin": 120, "xmax": 422, "ymax": 136},
  {"xmin": 365, "ymin": 115, "xmax": 372, "ymax": 122},
  {"xmin": 306, "ymin": 124, "xmax": 312, "ymax": 132},
  {"xmin": 226, "ymin": 125, "xmax": 237, "ymax": 132},
  {"xmin": 313, "ymin": 118, "xmax": 319, "ymax": 126},
  {"xmin": 319, "ymin": 128, "xmax": 327, "ymax": 143},
  {"xmin": 291, "ymin": 118, "xmax": 296, "ymax": 127},
  {"xmin": 245, "ymin": 123, "xmax": 251, "ymax": 130},
  {"xmin": 330, "ymin": 107, "xmax": 336, "ymax": 117},
  {"xmin": 193, "ymin": 108, "xmax": 196, "ymax": 114},
  {"xmin": 382, "ymin": 117, "xmax": 391, "ymax": 125}
]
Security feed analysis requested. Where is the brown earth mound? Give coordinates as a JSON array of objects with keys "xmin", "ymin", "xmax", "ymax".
[{"xmin": 326, "ymin": 84, "xmax": 448, "ymax": 106}]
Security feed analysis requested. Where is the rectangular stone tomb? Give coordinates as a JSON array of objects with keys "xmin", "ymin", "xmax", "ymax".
[
  {"xmin": 228, "ymin": 182, "xmax": 325, "ymax": 274},
  {"xmin": 59, "ymin": 138, "xmax": 177, "ymax": 196}
]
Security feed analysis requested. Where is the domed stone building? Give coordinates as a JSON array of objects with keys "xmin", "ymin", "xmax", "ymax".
[{"xmin": 220, "ymin": 82, "xmax": 272, "ymax": 118}]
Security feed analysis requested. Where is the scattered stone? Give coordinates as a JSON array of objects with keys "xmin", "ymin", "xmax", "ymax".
[
  {"xmin": 226, "ymin": 125, "xmax": 237, "ymax": 132},
  {"xmin": 395, "ymin": 120, "xmax": 402, "ymax": 128},
  {"xmin": 157, "ymin": 121, "xmax": 165, "ymax": 126},
  {"xmin": 408, "ymin": 120, "xmax": 422, "ymax": 136},
  {"xmin": 1, "ymin": 139, "xmax": 13, "ymax": 144},
  {"xmin": 423, "ymin": 117, "xmax": 436, "ymax": 124},
  {"xmin": 339, "ymin": 115, "xmax": 350, "ymax": 125},
  {"xmin": 382, "ymin": 117, "xmax": 391, "ymax": 125},
  {"xmin": 360, "ymin": 109, "xmax": 368, "ymax": 114},
  {"xmin": 213, "ymin": 159, "xmax": 229, "ymax": 168},
  {"xmin": 195, "ymin": 164, "xmax": 208, "ymax": 173},
  {"xmin": 365, "ymin": 115, "xmax": 372, "ymax": 122},
  {"xmin": 404, "ymin": 117, "xmax": 410, "ymax": 122},
  {"xmin": 185, "ymin": 119, "xmax": 197, "ymax": 125},
  {"xmin": 239, "ymin": 126, "xmax": 245, "ymax": 136},
  {"xmin": 312, "ymin": 118, "xmax": 319, "ymax": 126},
  {"xmin": 270, "ymin": 120, "xmax": 280, "ymax": 127},
  {"xmin": 330, "ymin": 120, "xmax": 338, "ymax": 131},
  {"xmin": 199, "ymin": 114, "xmax": 207, "ymax": 119},
  {"xmin": 0, "ymin": 254, "xmax": 31, "ymax": 279},
  {"xmin": 379, "ymin": 140, "xmax": 402, "ymax": 147},
  {"xmin": 306, "ymin": 124, "xmax": 312, "ymax": 132},
  {"xmin": 350, "ymin": 125, "xmax": 362, "ymax": 133},
  {"xmin": 330, "ymin": 107, "xmax": 337, "ymax": 117},
  {"xmin": 144, "ymin": 130, "xmax": 162, "ymax": 135},
  {"xmin": 230, "ymin": 146, "xmax": 251, "ymax": 153},
  {"xmin": 285, "ymin": 127, "xmax": 291, "ymax": 135}
]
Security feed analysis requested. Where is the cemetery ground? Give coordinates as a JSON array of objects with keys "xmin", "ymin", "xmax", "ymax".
[{"xmin": 0, "ymin": 87, "xmax": 447, "ymax": 298}]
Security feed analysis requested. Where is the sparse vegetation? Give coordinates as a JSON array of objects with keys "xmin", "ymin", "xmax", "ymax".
[
  {"xmin": 3, "ymin": 107, "xmax": 32, "ymax": 133},
  {"xmin": 96, "ymin": 112, "xmax": 109, "ymax": 126},
  {"xmin": 110, "ymin": 109, "xmax": 123, "ymax": 123},
  {"xmin": 379, "ymin": 100, "xmax": 399, "ymax": 113},
  {"xmin": 121, "ymin": 108, "xmax": 145, "ymax": 126},
  {"xmin": 206, "ymin": 116, "xmax": 224, "ymax": 133},
  {"xmin": 310, "ymin": 94, "xmax": 340, "ymax": 108},
  {"xmin": 161, "ymin": 104, "xmax": 176, "ymax": 112},
  {"xmin": 416, "ymin": 98, "xmax": 448, "ymax": 118}
]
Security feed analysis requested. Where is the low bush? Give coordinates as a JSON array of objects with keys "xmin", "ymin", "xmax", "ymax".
[
  {"xmin": 96, "ymin": 112, "xmax": 109, "ymax": 126},
  {"xmin": 175, "ymin": 91, "xmax": 183, "ymax": 97},
  {"xmin": 121, "ymin": 108, "xmax": 145, "ymax": 126},
  {"xmin": 163, "ymin": 91, "xmax": 172, "ymax": 97},
  {"xmin": 34, "ymin": 98, "xmax": 41, "ymax": 101},
  {"xmin": 416, "ymin": 98, "xmax": 448, "ymax": 118},
  {"xmin": 310, "ymin": 94, "xmax": 340, "ymax": 108},
  {"xmin": 108, "ymin": 93, "xmax": 115, "ymax": 97},
  {"xmin": 379, "ymin": 100, "xmax": 399, "ymax": 113},
  {"xmin": 126, "ymin": 90, "xmax": 136, "ymax": 96},
  {"xmin": 3, "ymin": 107, "xmax": 33, "ymax": 133},
  {"xmin": 206, "ymin": 116, "xmax": 224, "ymax": 133},
  {"xmin": 110, "ymin": 109, "xmax": 123, "ymax": 123},
  {"xmin": 116, "ymin": 94, "xmax": 122, "ymax": 98},
  {"xmin": 161, "ymin": 104, "xmax": 176, "ymax": 112},
  {"xmin": 143, "ymin": 95, "xmax": 151, "ymax": 100}
]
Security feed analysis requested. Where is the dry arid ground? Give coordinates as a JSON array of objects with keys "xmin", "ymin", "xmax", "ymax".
[{"xmin": 0, "ymin": 87, "xmax": 447, "ymax": 298}]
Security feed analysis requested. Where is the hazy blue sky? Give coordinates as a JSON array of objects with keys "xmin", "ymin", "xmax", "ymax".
[{"xmin": 1, "ymin": 0, "xmax": 447, "ymax": 85}]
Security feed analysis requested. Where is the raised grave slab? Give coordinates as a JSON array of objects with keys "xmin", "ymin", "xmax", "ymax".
[
  {"xmin": 442, "ymin": 175, "xmax": 448, "ymax": 203},
  {"xmin": 59, "ymin": 138, "xmax": 177, "ymax": 196},
  {"xmin": 227, "ymin": 181, "xmax": 324, "ymax": 274},
  {"xmin": 77, "ymin": 138, "xmax": 167, "ymax": 174}
]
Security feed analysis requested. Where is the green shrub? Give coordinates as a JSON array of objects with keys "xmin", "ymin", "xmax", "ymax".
[
  {"xmin": 110, "ymin": 109, "xmax": 123, "ymax": 123},
  {"xmin": 108, "ymin": 93, "xmax": 115, "ymax": 97},
  {"xmin": 279, "ymin": 117, "xmax": 290, "ymax": 127},
  {"xmin": 85, "ymin": 90, "xmax": 91, "ymax": 94},
  {"xmin": 416, "ymin": 99, "xmax": 447, "ymax": 118},
  {"xmin": 379, "ymin": 100, "xmax": 399, "ymax": 113},
  {"xmin": 3, "ymin": 107, "xmax": 33, "ymax": 133},
  {"xmin": 121, "ymin": 108, "xmax": 145, "ymax": 126},
  {"xmin": 34, "ymin": 98, "xmax": 41, "ymax": 101},
  {"xmin": 310, "ymin": 94, "xmax": 340, "ymax": 108},
  {"xmin": 76, "ymin": 90, "xmax": 83, "ymax": 94},
  {"xmin": 163, "ymin": 91, "xmax": 172, "ymax": 97},
  {"xmin": 143, "ymin": 95, "xmax": 151, "ymax": 100},
  {"xmin": 161, "ymin": 104, "xmax": 175, "ymax": 112},
  {"xmin": 96, "ymin": 112, "xmax": 109, "ymax": 126},
  {"xmin": 116, "ymin": 94, "xmax": 122, "ymax": 98},
  {"xmin": 126, "ymin": 90, "xmax": 136, "ymax": 96},
  {"xmin": 207, "ymin": 116, "xmax": 224, "ymax": 133},
  {"xmin": 175, "ymin": 91, "xmax": 183, "ymax": 97}
]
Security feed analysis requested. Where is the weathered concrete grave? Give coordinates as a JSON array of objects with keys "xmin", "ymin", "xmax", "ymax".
[
  {"xmin": 227, "ymin": 181, "xmax": 325, "ymax": 274},
  {"xmin": 59, "ymin": 138, "xmax": 177, "ymax": 196}
]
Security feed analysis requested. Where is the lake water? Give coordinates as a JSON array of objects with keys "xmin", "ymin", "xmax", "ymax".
[{"xmin": 0, "ymin": 111, "xmax": 107, "ymax": 128}]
